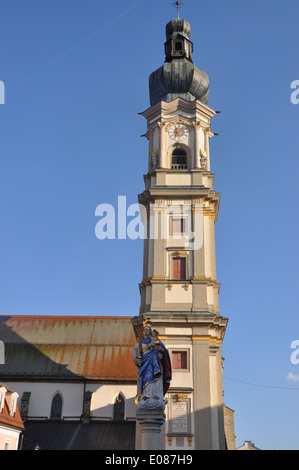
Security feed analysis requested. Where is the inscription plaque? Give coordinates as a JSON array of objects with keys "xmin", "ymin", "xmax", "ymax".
[{"xmin": 171, "ymin": 400, "xmax": 188, "ymax": 433}]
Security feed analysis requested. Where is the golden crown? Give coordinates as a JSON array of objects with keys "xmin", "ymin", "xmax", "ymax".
[{"xmin": 143, "ymin": 318, "xmax": 152, "ymax": 328}]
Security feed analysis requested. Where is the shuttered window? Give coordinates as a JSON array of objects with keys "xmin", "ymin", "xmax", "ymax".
[{"xmin": 172, "ymin": 351, "xmax": 187, "ymax": 369}]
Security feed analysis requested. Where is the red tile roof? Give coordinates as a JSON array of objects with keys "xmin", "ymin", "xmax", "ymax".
[{"xmin": 0, "ymin": 384, "xmax": 24, "ymax": 430}]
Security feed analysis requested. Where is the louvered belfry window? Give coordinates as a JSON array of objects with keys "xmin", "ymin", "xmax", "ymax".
[{"xmin": 171, "ymin": 148, "xmax": 187, "ymax": 169}]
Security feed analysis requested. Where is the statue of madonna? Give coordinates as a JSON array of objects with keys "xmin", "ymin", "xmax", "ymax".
[{"xmin": 132, "ymin": 319, "xmax": 171, "ymax": 405}]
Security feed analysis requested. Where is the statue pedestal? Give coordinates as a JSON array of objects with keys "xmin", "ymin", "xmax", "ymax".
[{"xmin": 136, "ymin": 398, "xmax": 166, "ymax": 450}]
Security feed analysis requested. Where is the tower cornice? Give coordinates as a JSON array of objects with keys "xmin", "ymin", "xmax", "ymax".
[
  {"xmin": 141, "ymin": 98, "xmax": 217, "ymax": 124},
  {"xmin": 132, "ymin": 313, "xmax": 228, "ymax": 341}
]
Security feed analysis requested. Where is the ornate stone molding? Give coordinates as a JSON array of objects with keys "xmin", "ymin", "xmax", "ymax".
[
  {"xmin": 163, "ymin": 119, "xmax": 193, "ymax": 132},
  {"xmin": 192, "ymin": 120, "xmax": 203, "ymax": 130},
  {"xmin": 157, "ymin": 121, "xmax": 167, "ymax": 130},
  {"xmin": 192, "ymin": 335, "xmax": 222, "ymax": 345}
]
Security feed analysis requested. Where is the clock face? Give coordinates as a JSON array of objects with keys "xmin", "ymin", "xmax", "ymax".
[{"xmin": 169, "ymin": 124, "xmax": 189, "ymax": 141}]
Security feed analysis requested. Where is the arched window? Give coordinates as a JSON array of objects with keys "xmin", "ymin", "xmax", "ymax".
[
  {"xmin": 50, "ymin": 393, "xmax": 63, "ymax": 419},
  {"xmin": 175, "ymin": 41, "xmax": 183, "ymax": 51},
  {"xmin": 171, "ymin": 148, "xmax": 187, "ymax": 169},
  {"xmin": 113, "ymin": 393, "xmax": 125, "ymax": 421}
]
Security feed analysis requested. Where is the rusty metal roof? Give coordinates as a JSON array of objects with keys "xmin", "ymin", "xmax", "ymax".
[{"xmin": 0, "ymin": 316, "xmax": 138, "ymax": 382}]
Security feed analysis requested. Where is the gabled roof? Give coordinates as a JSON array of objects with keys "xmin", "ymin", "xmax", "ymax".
[
  {"xmin": 0, "ymin": 383, "xmax": 24, "ymax": 430},
  {"xmin": 0, "ymin": 316, "xmax": 138, "ymax": 382}
]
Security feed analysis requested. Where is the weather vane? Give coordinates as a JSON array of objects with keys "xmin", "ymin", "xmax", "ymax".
[{"xmin": 172, "ymin": 1, "xmax": 184, "ymax": 19}]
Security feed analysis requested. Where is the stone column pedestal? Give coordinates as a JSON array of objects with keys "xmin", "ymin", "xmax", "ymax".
[{"xmin": 136, "ymin": 398, "xmax": 166, "ymax": 450}]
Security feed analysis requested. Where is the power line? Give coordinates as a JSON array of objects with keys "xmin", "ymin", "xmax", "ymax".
[{"xmin": 223, "ymin": 376, "xmax": 299, "ymax": 390}]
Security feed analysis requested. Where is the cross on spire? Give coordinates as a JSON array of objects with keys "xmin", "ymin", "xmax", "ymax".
[{"xmin": 172, "ymin": 0, "xmax": 184, "ymax": 19}]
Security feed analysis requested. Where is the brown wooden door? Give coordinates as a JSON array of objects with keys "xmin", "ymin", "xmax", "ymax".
[{"xmin": 172, "ymin": 257, "xmax": 186, "ymax": 280}]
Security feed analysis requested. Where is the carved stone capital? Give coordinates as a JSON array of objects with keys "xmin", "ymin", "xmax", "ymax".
[
  {"xmin": 157, "ymin": 121, "xmax": 167, "ymax": 130},
  {"xmin": 202, "ymin": 126, "xmax": 211, "ymax": 134},
  {"xmin": 192, "ymin": 120, "xmax": 203, "ymax": 130}
]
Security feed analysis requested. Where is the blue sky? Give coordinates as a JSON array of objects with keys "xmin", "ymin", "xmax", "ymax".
[{"xmin": 0, "ymin": 0, "xmax": 298, "ymax": 450}]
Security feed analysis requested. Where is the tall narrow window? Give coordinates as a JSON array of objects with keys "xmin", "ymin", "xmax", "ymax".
[
  {"xmin": 0, "ymin": 389, "xmax": 5, "ymax": 413},
  {"xmin": 50, "ymin": 393, "xmax": 63, "ymax": 419},
  {"xmin": 172, "ymin": 257, "xmax": 186, "ymax": 280},
  {"xmin": 113, "ymin": 393, "xmax": 125, "ymax": 421},
  {"xmin": 9, "ymin": 396, "xmax": 16, "ymax": 417}
]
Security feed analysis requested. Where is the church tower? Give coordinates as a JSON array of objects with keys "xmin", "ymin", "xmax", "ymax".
[{"xmin": 132, "ymin": 12, "xmax": 229, "ymax": 451}]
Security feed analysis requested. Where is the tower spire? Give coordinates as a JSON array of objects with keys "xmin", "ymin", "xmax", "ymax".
[
  {"xmin": 172, "ymin": 0, "xmax": 184, "ymax": 19},
  {"xmin": 149, "ymin": 11, "xmax": 209, "ymax": 106}
]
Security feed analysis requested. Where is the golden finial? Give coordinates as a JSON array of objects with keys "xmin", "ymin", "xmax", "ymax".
[{"xmin": 172, "ymin": 1, "xmax": 184, "ymax": 19}]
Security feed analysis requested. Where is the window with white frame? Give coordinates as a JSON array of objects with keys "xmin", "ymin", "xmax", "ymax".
[
  {"xmin": 170, "ymin": 216, "xmax": 188, "ymax": 236},
  {"xmin": 9, "ymin": 393, "xmax": 18, "ymax": 417},
  {"xmin": 0, "ymin": 387, "xmax": 6, "ymax": 413},
  {"xmin": 169, "ymin": 211, "xmax": 190, "ymax": 240},
  {"xmin": 171, "ymin": 350, "xmax": 189, "ymax": 370},
  {"xmin": 4, "ymin": 439, "xmax": 11, "ymax": 450}
]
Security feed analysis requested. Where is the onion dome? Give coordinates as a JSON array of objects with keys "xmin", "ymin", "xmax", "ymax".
[{"xmin": 149, "ymin": 18, "xmax": 209, "ymax": 106}]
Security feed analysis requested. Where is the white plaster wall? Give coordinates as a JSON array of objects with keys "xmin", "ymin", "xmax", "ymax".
[
  {"xmin": 165, "ymin": 284, "xmax": 192, "ymax": 304},
  {"xmin": 145, "ymin": 285, "xmax": 152, "ymax": 304},
  {"xmin": 6, "ymin": 382, "xmax": 84, "ymax": 419},
  {"xmin": 148, "ymin": 231, "xmax": 154, "ymax": 277},
  {"xmin": 87, "ymin": 384, "xmax": 137, "ymax": 420},
  {"xmin": 0, "ymin": 425, "xmax": 21, "ymax": 450},
  {"xmin": 207, "ymin": 285, "xmax": 214, "ymax": 306},
  {"xmin": 6, "ymin": 381, "xmax": 137, "ymax": 421},
  {"xmin": 204, "ymin": 215, "xmax": 212, "ymax": 277},
  {"xmin": 166, "ymin": 174, "xmax": 192, "ymax": 186}
]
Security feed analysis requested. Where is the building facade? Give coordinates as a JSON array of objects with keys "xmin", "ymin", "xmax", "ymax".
[
  {"xmin": 0, "ymin": 383, "xmax": 24, "ymax": 450},
  {"xmin": 132, "ymin": 14, "xmax": 229, "ymax": 451},
  {"xmin": 0, "ymin": 14, "xmax": 234, "ymax": 451}
]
